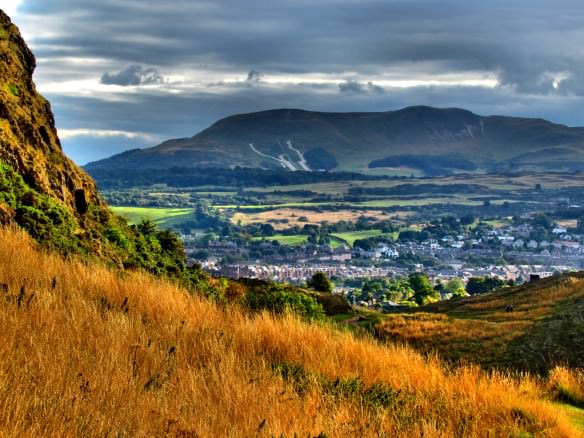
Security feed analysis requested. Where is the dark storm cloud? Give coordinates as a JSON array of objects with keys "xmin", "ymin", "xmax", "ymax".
[
  {"xmin": 339, "ymin": 80, "xmax": 384, "ymax": 94},
  {"xmin": 17, "ymin": 0, "xmax": 584, "ymax": 93},
  {"xmin": 11, "ymin": 0, "xmax": 584, "ymax": 163},
  {"xmin": 101, "ymin": 65, "xmax": 164, "ymax": 86},
  {"xmin": 246, "ymin": 70, "xmax": 262, "ymax": 83}
]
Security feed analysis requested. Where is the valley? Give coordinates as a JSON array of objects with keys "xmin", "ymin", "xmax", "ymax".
[{"xmin": 104, "ymin": 172, "xmax": 584, "ymax": 283}]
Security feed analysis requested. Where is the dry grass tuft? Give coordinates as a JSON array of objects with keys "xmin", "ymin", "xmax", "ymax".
[
  {"xmin": 0, "ymin": 226, "xmax": 581, "ymax": 437},
  {"xmin": 549, "ymin": 367, "xmax": 584, "ymax": 408}
]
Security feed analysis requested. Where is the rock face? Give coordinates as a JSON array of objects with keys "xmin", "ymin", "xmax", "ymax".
[{"xmin": 0, "ymin": 10, "xmax": 105, "ymax": 216}]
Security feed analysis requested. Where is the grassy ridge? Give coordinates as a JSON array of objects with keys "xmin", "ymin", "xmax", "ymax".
[
  {"xmin": 376, "ymin": 274, "xmax": 584, "ymax": 373},
  {"xmin": 0, "ymin": 226, "xmax": 581, "ymax": 436}
]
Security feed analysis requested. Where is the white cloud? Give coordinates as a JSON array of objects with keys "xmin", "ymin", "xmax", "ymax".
[
  {"xmin": 57, "ymin": 128, "xmax": 157, "ymax": 142},
  {"xmin": 1, "ymin": 0, "xmax": 23, "ymax": 17}
]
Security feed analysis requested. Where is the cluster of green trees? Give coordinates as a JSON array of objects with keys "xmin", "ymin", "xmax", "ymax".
[
  {"xmin": 350, "ymin": 273, "xmax": 467, "ymax": 307},
  {"xmin": 350, "ymin": 272, "xmax": 512, "ymax": 308},
  {"xmin": 465, "ymin": 276, "xmax": 510, "ymax": 295},
  {"xmin": 88, "ymin": 167, "xmax": 383, "ymax": 190}
]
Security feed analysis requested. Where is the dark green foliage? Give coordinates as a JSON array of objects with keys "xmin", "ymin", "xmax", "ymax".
[
  {"xmin": 0, "ymin": 161, "xmax": 77, "ymax": 252},
  {"xmin": 459, "ymin": 213, "xmax": 475, "ymax": 225},
  {"xmin": 409, "ymin": 273, "xmax": 440, "ymax": 305},
  {"xmin": 307, "ymin": 272, "xmax": 333, "ymax": 293},
  {"xmin": 304, "ymin": 147, "xmax": 338, "ymax": 170},
  {"xmin": 398, "ymin": 229, "xmax": 431, "ymax": 243},
  {"xmin": 465, "ymin": 276, "xmax": 505, "ymax": 295},
  {"xmin": 245, "ymin": 283, "xmax": 325, "ymax": 321},
  {"xmin": 368, "ymin": 154, "xmax": 477, "ymax": 174},
  {"xmin": 87, "ymin": 167, "xmax": 381, "ymax": 190},
  {"xmin": 0, "ymin": 160, "xmax": 190, "ymax": 278}
]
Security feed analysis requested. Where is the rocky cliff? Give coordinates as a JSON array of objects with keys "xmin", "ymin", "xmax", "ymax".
[{"xmin": 0, "ymin": 10, "xmax": 105, "ymax": 222}]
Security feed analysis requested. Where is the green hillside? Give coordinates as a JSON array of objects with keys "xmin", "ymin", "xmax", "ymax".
[
  {"xmin": 85, "ymin": 106, "xmax": 584, "ymax": 175},
  {"xmin": 376, "ymin": 273, "xmax": 584, "ymax": 374}
]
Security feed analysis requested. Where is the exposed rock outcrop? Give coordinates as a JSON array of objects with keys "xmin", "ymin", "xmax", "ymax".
[{"xmin": 0, "ymin": 9, "xmax": 106, "ymax": 217}]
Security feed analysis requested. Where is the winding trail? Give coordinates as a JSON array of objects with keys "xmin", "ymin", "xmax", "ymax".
[{"xmin": 286, "ymin": 140, "xmax": 311, "ymax": 171}]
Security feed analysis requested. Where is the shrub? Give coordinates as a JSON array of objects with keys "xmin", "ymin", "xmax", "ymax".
[{"xmin": 246, "ymin": 284, "xmax": 325, "ymax": 321}]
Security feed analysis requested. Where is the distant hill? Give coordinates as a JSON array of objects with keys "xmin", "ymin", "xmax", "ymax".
[
  {"xmin": 376, "ymin": 272, "xmax": 584, "ymax": 373},
  {"xmin": 85, "ymin": 106, "xmax": 584, "ymax": 176}
]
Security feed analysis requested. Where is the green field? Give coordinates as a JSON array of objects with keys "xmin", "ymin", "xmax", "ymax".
[
  {"xmin": 111, "ymin": 206, "xmax": 194, "ymax": 227},
  {"xmin": 330, "ymin": 229, "xmax": 392, "ymax": 246},
  {"xmin": 214, "ymin": 197, "xmax": 489, "ymax": 211},
  {"xmin": 252, "ymin": 234, "xmax": 309, "ymax": 245}
]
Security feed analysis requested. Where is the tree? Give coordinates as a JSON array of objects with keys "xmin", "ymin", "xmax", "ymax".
[
  {"xmin": 460, "ymin": 214, "xmax": 475, "ymax": 226},
  {"xmin": 465, "ymin": 276, "xmax": 504, "ymax": 295},
  {"xmin": 409, "ymin": 273, "xmax": 440, "ymax": 305},
  {"xmin": 443, "ymin": 278, "xmax": 467, "ymax": 298},
  {"xmin": 532, "ymin": 214, "xmax": 554, "ymax": 230},
  {"xmin": 308, "ymin": 272, "xmax": 333, "ymax": 293}
]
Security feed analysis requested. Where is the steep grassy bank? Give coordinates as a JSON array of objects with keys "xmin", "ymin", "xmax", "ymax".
[
  {"xmin": 376, "ymin": 273, "xmax": 584, "ymax": 373},
  {"xmin": 0, "ymin": 227, "xmax": 581, "ymax": 437}
]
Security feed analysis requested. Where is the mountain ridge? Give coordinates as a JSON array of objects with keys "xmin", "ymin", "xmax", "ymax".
[{"xmin": 85, "ymin": 106, "xmax": 584, "ymax": 175}]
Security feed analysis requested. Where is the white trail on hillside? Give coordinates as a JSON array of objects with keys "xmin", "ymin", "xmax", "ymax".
[
  {"xmin": 248, "ymin": 143, "xmax": 297, "ymax": 170},
  {"xmin": 286, "ymin": 140, "xmax": 311, "ymax": 171}
]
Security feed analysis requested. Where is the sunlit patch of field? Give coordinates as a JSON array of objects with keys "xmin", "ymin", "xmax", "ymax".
[
  {"xmin": 110, "ymin": 206, "xmax": 194, "ymax": 226},
  {"xmin": 252, "ymin": 234, "xmax": 309, "ymax": 245},
  {"xmin": 556, "ymin": 219, "xmax": 577, "ymax": 228},
  {"xmin": 231, "ymin": 208, "xmax": 406, "ymax": 229}
]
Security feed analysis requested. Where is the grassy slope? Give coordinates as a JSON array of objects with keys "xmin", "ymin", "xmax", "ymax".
[
  {"xmin": 110, "ymin": 206, "xmax": 194, "ymax": 227},
  {"xmin": 0, "ymin": 226, "xmax": 581, "ymax": 437},
  {"xmin": 330, "ymin": 229, "xmax": 391, "ymax": 246},
  {"xmin": 376, "ymin": 273, "xmax": 584, "ymax": 373}
]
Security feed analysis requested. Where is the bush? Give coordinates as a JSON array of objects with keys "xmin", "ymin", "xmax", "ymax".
[
  {"xmin": 245, "ymin": 284, "xmax": 325, "ymax": 321},
  {"xmin": 307, "ymin": 272, "xmax": 333, "ymax": 293}
]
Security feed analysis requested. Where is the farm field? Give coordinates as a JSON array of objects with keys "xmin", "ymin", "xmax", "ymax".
[
  {"xmin": 215, "ymin": 196, "xmax": 498, "ymax": 211},
  {"xmin": 111, "ymin": 206, "xmax": 194, "ymax": 227},
  {"xmin": 231, "ymin": 208, "xmax": 404, "ymax": 229},
  {"xmin": 330, "ymin": 229, "xmax": 394, "ymax": 246},
  {"xmin": 252, "ymin": 234, "xmax": 309, "ymax": 245}
]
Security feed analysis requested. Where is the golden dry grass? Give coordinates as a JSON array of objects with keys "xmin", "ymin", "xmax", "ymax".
[
  {"xmin": 549, "ymin": 367, "xmax": 584, "ymax": 407},
  {"xmin": 0, "ymin": 226, "xmax": 581, "ymax": 437},
  {"xmin": 232, "ymin": 208, "xmax": 411, "ymax": 229}
]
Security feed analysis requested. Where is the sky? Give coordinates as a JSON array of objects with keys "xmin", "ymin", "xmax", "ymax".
[{"xmin": 4, "ymin": 0, "xmax": 584, "ymax": 164}]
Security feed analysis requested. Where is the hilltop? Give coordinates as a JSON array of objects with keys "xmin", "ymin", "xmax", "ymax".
[
  {"xmin": 376, "ymin": 273, "xmax": 584, "ymax": 373},
  {"xmin": 85, "ymin": 106, "xmax": 584, "ymax": 176}
]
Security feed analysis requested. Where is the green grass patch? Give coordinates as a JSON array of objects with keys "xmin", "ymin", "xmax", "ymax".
[
  {"xmin": 330, "ymin": 229, "xmax": 389, "ymax": 246},
  {"xmin": 555, "ymin": 404, "xmax": 584, "ymax": 430},
  {"xmin": 4, "ymin": 82, "xmax": 19, "ymax": 97},
  {"xmin": 252, "ymin": 234, "xmax": 308, "ymax": 245},
  {"xmin": 111, "ymin": 206, "xmax": 194, "ymax": 227}
]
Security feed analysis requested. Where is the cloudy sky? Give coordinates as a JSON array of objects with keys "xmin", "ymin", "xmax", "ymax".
[{"xmin": 5, "ymin": 0, "xmax": 584, "ymax": 164}]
